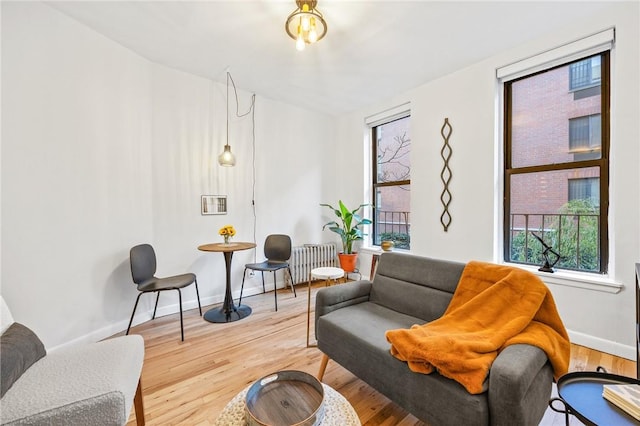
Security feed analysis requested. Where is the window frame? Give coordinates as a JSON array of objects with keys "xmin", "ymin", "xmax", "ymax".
[
  {"xmin": 371, "ymin": 115, "xmax": 411, "ymax": 249},
  {"xmin": 503, "ymin": 51, "xmax": 610, "ymax": 274}
]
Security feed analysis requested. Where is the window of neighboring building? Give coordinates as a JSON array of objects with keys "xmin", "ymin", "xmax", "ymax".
[
  {"xmin": 569, "ymin": 56, "xmax": 601, "ymax": 91},
  {"xmin": 504, "ymin": 51, "xmax": 610, "ymax": 274},
  {"xmin": 371, "ymin": 115, "xmax": 411, "ymax": 250},
  {"xmin": 568, "ymin": 177, "xmax": 600, "ymax": 203},
  {"xmin": 569, "ymin": 114, "xmax": 601, "ymax": 161}
]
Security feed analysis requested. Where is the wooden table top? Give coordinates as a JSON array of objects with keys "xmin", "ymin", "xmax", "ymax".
[{"xmin": 198, "ymin": 242, "xmax": 256, "ymax": 253}]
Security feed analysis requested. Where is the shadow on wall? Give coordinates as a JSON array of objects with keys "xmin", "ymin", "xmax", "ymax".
[
  {"xmin": 101, "ymin": 255, "xmax": 144, "ymax": 322},
  {"xmin": 192, "ymin": 252, "xmax": 227, "ymax": 304}
]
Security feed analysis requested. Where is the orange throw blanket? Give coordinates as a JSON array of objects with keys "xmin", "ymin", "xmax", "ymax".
[{"xmin": 385, "ymin": 261, "xmax": 570, "ymax": 394}]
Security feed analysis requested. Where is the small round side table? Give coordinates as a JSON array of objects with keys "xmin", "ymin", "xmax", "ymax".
[
  {"xmin": 307, "ymin": 267, "xmax": 345, "ymax": 348},
  {"xmin": 213, "ymin": 382, "xmax": 360, "ymax": 425}
]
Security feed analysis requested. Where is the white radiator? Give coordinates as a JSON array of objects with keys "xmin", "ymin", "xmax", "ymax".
[{"xmin": 289, "ymin": 243, "xmax": 338, "ymax": 284}]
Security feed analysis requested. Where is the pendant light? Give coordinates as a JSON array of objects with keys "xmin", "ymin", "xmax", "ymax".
[{"xmin": 218, "ymin": 72, "xmax": 236, "ymax": 167}]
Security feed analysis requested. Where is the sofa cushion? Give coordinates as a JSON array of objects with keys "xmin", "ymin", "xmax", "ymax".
[
  {"xmin": 1, "ymin": 322, "xmax": 46, "ymax": 398},
  {"xmin": 370, "ymin": 253, "xmax": 465, "ymax": 322}
]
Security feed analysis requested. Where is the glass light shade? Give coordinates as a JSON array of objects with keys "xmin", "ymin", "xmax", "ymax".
[{"xmin": 218, "ymin": 145, "xmax": 236, "ymax": 167}]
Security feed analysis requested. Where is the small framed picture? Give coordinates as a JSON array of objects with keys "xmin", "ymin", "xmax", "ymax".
[{"xmin": 201, "ymin": 195, "xmax": 227, "ymax": 215}]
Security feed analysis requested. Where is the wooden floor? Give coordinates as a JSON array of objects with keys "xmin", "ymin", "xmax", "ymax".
[{"xmin": 117, "ymin": 280, "xmax": 636, "ymax": 425}]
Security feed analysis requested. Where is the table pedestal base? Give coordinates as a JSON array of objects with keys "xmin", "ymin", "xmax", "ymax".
[{"xmin": 204, "ymin": 304, "xmax": 252, "ymax": 323}]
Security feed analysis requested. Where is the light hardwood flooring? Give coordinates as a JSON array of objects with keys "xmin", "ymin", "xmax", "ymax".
[{"xmin": 118, "ymin": 280, "xmax": 636, "ymax": 425}]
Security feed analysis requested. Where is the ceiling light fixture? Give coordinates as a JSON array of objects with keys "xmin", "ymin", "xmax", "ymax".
[{"xmin": 285, "ymin": 0, "xmax": 327, "ymax": 51}]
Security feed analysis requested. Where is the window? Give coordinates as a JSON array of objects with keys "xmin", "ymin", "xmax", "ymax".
[
  {"xmin": 504, "ymin": 52, "xmax": 609, "ymax": 273},
  {"xmin": 568, "ymin": 177, "xmax": 599, "ymax": 203},
  {"xmin": 569, "ymin": 114, "xmax": 601, "ymax": 151},
  {"xmin": 371, "ymin": 116, "xmax": 411, "ymax": 249},
  {"xmin": 569, "ymin": 114, "xmax": 601, "ymax": 161},
  {"xmin": 569, "ymin": 56, "xmax": 601, "ymax": 91}
]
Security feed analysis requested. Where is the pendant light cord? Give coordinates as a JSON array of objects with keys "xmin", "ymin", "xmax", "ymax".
[
  {"xmin": 227, "ymin": 72, "xmax": 255, "ymax": 119},
  {"xmin": 226, "ymin": 71, "xmax": 258, "ymax": 260}
]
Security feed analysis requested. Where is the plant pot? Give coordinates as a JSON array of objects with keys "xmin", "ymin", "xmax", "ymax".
[
  {"xmin": 338, "ymin": 253, "xmax": 358, "ymax": 273},
  {"xmin": 381, "ymin": 241, "xmax": 395, "ymax": 252}
]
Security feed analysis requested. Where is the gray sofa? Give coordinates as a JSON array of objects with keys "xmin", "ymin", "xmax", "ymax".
[{"xmin": 315, "ymin": 252, "xmax": 554, "ymax": 426}]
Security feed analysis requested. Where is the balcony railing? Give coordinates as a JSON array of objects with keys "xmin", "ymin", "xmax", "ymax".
[
  {"xmin": 374, "ymin": 210, "xmax": 410, "ymax": 249},
  {"xmin": 508, "ymin": 212, "xmax": 600, "ymax": 272}
]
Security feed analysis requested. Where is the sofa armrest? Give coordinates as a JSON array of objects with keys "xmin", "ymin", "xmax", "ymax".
[
  {"xmin": 488, "ymin": 344, "xmax": 554, "ymax": 426},
  {"xmin": 315, "ymin": 281, "xmax": 372, "ymax": 325}
]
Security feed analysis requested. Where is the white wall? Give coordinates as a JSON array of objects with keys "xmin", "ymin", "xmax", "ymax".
[
  {"xmin": 2, "ymin": 2, "xmax": 154, "ymax": 348},
  {"xmin": 1, "ymin": 2, "xmax": 334, "ymax": 349},
  {"xmin": 149, "ymin": 64, "xmax": 334, "ymax": 314},
  {"xmin": 336, "ymin": 2, "xmax": 640, "ymax": 358}
]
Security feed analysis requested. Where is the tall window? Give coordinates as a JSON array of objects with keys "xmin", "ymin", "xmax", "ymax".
[
  {"xmin": 372, "ymin": 116, "xmax": 411, "ymax": 249},
  {"xmin": 504, "ymin": 51, "xmax": 609, "ymax": 273}
]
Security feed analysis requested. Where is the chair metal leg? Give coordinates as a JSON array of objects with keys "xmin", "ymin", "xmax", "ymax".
[
  {"xmin": 194, "ymin": 278, "xmax": 202, "ymax": 316},
  {"xmin": 239, "ymin": 268, "xmax": 247, "ymax": 306},
  {"xmin": 261, "ymin": 272, "xmax": 266, "ymax": 293},
  {"xmin": 177, "ymin": 289, "xmax": 184, "ymax": 342},
  {"xmin": 287, "ymin": 267, "xmax": 297, "ymax": 297},
  {"xmin": 273, "ymin": 271, "xmax": 278, "ymax": 311},
  {"xmin": 126, "ymin": 292, "xmax": 144, "ymax": 335},
  {"xmin": 152, "ymin": 292, "xmax": 160, "ymax": 319}
]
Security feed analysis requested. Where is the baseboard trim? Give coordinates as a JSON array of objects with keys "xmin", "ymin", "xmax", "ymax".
[{"xmin": 568, "ymin": 329, "xmax": 636, "ymax": 361}]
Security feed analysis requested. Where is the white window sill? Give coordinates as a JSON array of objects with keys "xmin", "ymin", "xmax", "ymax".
[
  {"xmin": 503, "ymin": 262, "xmax": 623, "ymax": 294},
  {"xmin": 359, "ymin": 248, "xmax": 623, "ymax": 293},
  {"xmin": 359, "ymin": 248, "xmax": 622, "ymax": 294},
  {"xmin": 360, "ymin": 246, "xmax": 411, "ymax": 255}
]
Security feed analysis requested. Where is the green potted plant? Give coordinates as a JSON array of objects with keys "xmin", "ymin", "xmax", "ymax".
[{"xmin": 321, "ymin": 200, "xmax": 372, "ymax": 272}]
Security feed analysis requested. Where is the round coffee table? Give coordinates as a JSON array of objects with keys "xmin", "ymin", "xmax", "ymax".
[{"xmin": 214, "ymin": 382, "xmax": 360, "ymax": 425}]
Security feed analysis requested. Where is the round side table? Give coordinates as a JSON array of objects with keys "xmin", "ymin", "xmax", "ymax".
[
  {"xmin": 213, "ymin": 382, "xmax": 360, "ymax": 425},
  {"xmin": 307, "ymin": 267, "xmax": 345, "ymax": 348}
]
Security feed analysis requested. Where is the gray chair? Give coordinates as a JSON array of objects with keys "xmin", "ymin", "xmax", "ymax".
[
  {"xmin": 239, "ymin": 234, "xmax": 296, "ymax": 311},
  {"xmin": 1, "ymin": 296, "xmax": 146, "ymax": 425},
  {"xmin": 127, "ymin": 244, "xmax": 202, "ymax": 341}
]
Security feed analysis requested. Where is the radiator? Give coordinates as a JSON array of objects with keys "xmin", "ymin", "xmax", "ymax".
[{"xmin": 289, "ymin": 243, "xmax": 338, "ymax": 284}]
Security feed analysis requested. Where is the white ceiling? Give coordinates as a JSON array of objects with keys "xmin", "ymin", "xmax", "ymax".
[{"xmin": 48, "ymin": 1, "xmax": 615, "ymax": 116}]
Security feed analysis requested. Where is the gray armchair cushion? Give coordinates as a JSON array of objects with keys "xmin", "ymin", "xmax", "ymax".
[{"xmin": 1, "ymin": 323, "xmax": 46, "ymax": 398}]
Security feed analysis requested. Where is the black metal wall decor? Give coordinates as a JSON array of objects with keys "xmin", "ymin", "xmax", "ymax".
[{"xmin": 440, "ymin": 118, "xmax": 453, "ymax": 232}]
